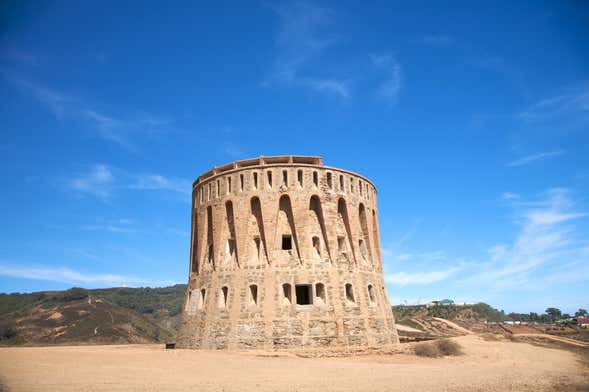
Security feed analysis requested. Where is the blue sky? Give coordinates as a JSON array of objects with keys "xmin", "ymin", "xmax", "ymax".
[{"xmin": 1, "ymin": 1, "xmax": 588, "ymax": 314}]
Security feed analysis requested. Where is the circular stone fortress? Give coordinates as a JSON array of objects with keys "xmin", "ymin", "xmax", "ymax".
[{"xmin": 177, "ymin": 156, "xmax": 399, "ymax": 349}]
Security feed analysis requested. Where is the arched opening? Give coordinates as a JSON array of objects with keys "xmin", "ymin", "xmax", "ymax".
[
  {"xmin": 205, "ymin": 206, "xmax": 214, "ymax": 268},
  {"xmin": 224, "ymin": 201, "xmax": 238, "ymax": 267},
  {"xmin": 253, "ymin": 172, "xmax": 258, "ymax": 189},
  {"xmin": 282, "ymin": 170, "xmax": 288, "ymax": 186},
  {"xmin": 282, "ymin": 283, "xmax": 292, "ymax": 305},
  {"xmin": 309, "ymin": 195, "xmax": 331, "ymax": 261},
  {"xmin": 198, "ymin": 288, "xmax": 206, "ymax": 309},
  {"xmin": 339, "ymin": 175, "xmax": 344, "ymax": 191},
  {"xmin": 327, "ymin": 172, "xmax": 333, "ymax": 189},
  {"xmin": 249, "ymin": 284, "xmax": 258, "ymax": 306},
  {"xmin": 337, "ymin": 198, "xmax": 356, "ymax": 264},
  {"xmin": 239, "ymin": 174, "xmax": 244, "ymax": 191},
  {"xmin": 297, "ymin": 169, "xmax": 303, "ymax": 187},
  {"xmin": 276, "ymin": 195, "xmax": 300, "ymax": 260},
  {"xmin": 368, "ymin": 284, "xmax": 376, "ymax": 305},
  {"xmin": 312, "ymin": 236, "xmax": 321, "ymax": 258},
  {"xmin": 250, "ymin": 197, "xmax": 268, "ymax": 264},
  {"xmin": 267, "ymin": 171, "xmax": 273, "ymax": 188},
  {"xmin": 191, "ymin": 214, "xmax": 199, "ymax": 273},
  {"xmin": 313, "ymin": 171, "xmax": 318, "ymax": 187},
  {"xmin": 315, "ymin": 283, "xmax": 326, "ymax": 304},
  {"xmin": 345, "ymin": 283, "xmax": 355, "ymax": 304},
  {"xmin": 186, "ymin": 289, "xmax": 198, "ymax": 315},
  {"xmin": 358, "ymin": 203, "xmax": 373, "ymax": 266},
  {"xmin": 372, "ymin": 209, "xmax": 381, "ymax": 264},
  {"xmin": 219, "ymin": 286, "xmax": 229, "ymax": 308}
]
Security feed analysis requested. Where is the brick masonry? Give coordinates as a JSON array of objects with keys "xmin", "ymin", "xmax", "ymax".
[{"xmin": 176, "ymin": 156, "xmax": 399, "ymax": 349}]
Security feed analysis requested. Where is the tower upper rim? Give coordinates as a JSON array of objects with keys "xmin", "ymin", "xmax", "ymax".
[{"xmin": 192, "ymin": 155, "xmax": 377, "ymax": 192}]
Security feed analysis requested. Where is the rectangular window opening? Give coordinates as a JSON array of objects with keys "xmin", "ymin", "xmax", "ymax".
[
  {"xmin": 240, "ymin": 174, "xmax": 244, "ymax": 191},
  {"xmin": 282, "ymin": 170, "xmax": 288, "ymax": 185},
  {"xmin": 297, "ymin": 170, "xmax": 303, "ymax": 187},
  {"xmin": 281, "ymin": 235, "xmax": 292, "ymax": 250},
  {"xmin": 295, "ymin": 284, "xmax": 312, "ymax": 305},
  {"xmin": 227, "ymin": 177, "xmax": 232, "ymax": 193},
  {"xmin": 313, "ymin": 171, "xmax": 318, "ymax": 187},
  {"xmin": 253, "ymin": 172, "xmax": 258, "ymax": 189},
  {"xmin": 267, "ymin": 171, "xmax": 273, "ymax": 188}
]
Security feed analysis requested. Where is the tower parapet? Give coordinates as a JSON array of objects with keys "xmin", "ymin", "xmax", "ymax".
[{"xmin": 177, "ymin": 156, "xmax": 398, "ymax": 349}]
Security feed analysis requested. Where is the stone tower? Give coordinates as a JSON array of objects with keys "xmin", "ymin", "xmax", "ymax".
[{"xmin": 177, "ymin": 156, "xmax": 398, "ymax": 349}]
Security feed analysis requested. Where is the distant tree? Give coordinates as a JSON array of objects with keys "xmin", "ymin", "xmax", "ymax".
[
  {"xmin": 575, "ymin": 309, "xmax": 587, "ymax": 317},
  {"xmin": 562, "ymin": 313, "xmax": 572, "ymax": 319},
  {"xmin": 545, "ymin": 307, "xmax": 562, "ymax": 321},
  {"xmin": 529, "ymin": 312, "xmax": 539, "ymax": 322}
]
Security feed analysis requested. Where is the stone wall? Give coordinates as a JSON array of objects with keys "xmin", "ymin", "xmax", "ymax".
[{"xmin": 176, "ymin": 156, "xmax": 399, "ymax": 349}]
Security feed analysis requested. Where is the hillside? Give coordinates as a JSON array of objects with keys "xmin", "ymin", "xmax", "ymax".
[
  {"xmin": 392, "ymin": 303, "xmax": 507, "ymax": 341},
  {"xmin": 0, "ymin": 285, "xmax": 186, "ymax": 345}
]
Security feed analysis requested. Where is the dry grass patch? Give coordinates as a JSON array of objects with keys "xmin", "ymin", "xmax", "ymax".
[{"xmin": 414, "ymin": 338, "xmax": 464, "ymax": 358}]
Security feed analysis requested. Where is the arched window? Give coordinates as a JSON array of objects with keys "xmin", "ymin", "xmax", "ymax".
[
  {"xmin": 368, "ymin": 284, "xmax": 376, "ymax": 305},
  {"xmin": 282, "ymin": 170, "xmax": 288, "ymax": 186},
  {"xmin": 327, "ymin": 172, "xmax": 333, "ymax": 189},
  {"xmin": 282, "ymin": 283, "xmax": 292, "ymax": 305},
  {"xmin": 313, "ymin": 171, "xmax": 318, "ymax": 187},
  {"xmin": 297, "ymin": 170, "xmax": 303, "ymax": 187},
  {"xmin": 315, "ymin": 283, "xmax": 326, "ymax": 304},
  {"xmin": 253, "ymin": 172, "xmax": 258, "ymax": 189},
  {"xmin": 249, "ymin": 284, "xmax": 258, "ymax": 305},
  {"xmin": 267, "ymin": 171, "xmax": 273, "ymax": 188},
  {"xmin": 227, "ymin": 177, "xmax": 232, "ymax": 194},
  {"xmin": 312, "ymin": 236, "xmax": 321, "ymax": 257},
  {"xmin": 219, "ymin": 286, "xmax": 229, "ymax": 308},
  {"xmin": 240, "ymin": 174, "xmax": 244, "ymax": 191},
  {"xmin": 339, "ymin": 175, "xmax": 344, "ymax": 191},
  {"xmin": 198, "ymin": 288, "xmax": 206, "ymax": 309},
  {"xmin": 345, "ymin": 283, "xmax": 355, "ymax": 304}
]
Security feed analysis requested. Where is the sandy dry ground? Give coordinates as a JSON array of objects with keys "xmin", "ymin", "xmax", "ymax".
[{"xmin": 0, "ymin": 335, "xmax": 587, "ymax": 392}]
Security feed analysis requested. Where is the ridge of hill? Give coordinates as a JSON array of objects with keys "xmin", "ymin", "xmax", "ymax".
[{"xmin": 0, "ymin": 285, "xmax": 187, "ymax": 345}]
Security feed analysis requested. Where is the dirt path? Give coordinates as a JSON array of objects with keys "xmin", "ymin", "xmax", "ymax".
[
  {"xmin": 1, "ymin": 335, "xmax": 587, "ymax": 391},
  {"xmin": 432, "ymin": 317, "xmax": 474, "ymax": 334},
  {"xmin": 395, "ymin": 323, "xmax": 423, "ymax": 333},
  {"xmin": 514, "ymin": 333, "xmax": 589, "ymax": 348}
]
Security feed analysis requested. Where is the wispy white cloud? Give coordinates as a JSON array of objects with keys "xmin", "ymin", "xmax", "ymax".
[
  {"xmin": 506, "ymin": 150, "xmax": 564, "ymax": 167},
  {"xmin": 265, "ymin": 2, "xmax": 349, "ymax": 98},
  {"xmin": 2, "ymin": 71, "xmax": 170, "ymax": 149},
  {"xmin": 0, "ymin": 264, "xmax": 144, "ymax": 286},
  {"xmin": 81, "ymin": 218, "xmax": 135, "ymax": 233},
  {"xmin": 3, "ymin": 72, "xmax": 70, "ymax": 118},
  {"xmin": 501, "ymin": 192, "xmax": 520, "ymax": 201},
  {"xmin": 386, "ymin": 267, "xmax": 460, "ymax": 286},
  {"xmin": 300, "ymin": 77, "xmax": 350, "ymax": 98},
  {"xmin": 65, "ymin": 165, "xmax": 191, "ymax": 200},
  {"xmin": 518, "ymin": 87, "xmax": 589, "ymax": 123},
  {"xmin": 69, "ymin": 164, "xmax": 114, "ymax": 201},
  {"xmin": 469, "ymin": 188, "xmax": 587, "ymax": 288},
  {"xmin": 129, "ymin": 174, "xmax": 191, "ymax": 195},
  {"xmin": 371, "ymin": 54, "xmax": 402, "ymax": 106}
]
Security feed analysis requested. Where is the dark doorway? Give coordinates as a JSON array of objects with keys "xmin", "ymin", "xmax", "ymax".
[{"xmin": 295, "ymin": 284, "xmax": 312, "ymax": 305}]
